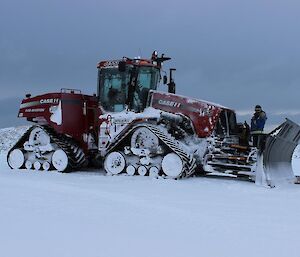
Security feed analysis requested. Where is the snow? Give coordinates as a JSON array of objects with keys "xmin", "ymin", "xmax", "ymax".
[
  {"xmin": 1, "ymin": 127, "xmax": 300, "ymax": 257},
  {"xmin": 0, "ymin": 126, "xmax": 30, "ymax": 153},
  {"xmin": 49, "ymin": 100, "xmax": 62, "ymax": 125}
]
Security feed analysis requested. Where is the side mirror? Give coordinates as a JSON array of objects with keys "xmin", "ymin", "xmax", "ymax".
[
  {"xmin": 163, "ymin": 75, "xmax": 168, "ymax": 84},
  {"xmin": 118, "ymin": 61, "xmax": 126, "ymax": 72}
]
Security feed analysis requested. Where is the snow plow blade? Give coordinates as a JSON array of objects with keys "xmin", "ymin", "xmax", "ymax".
[{"xmin": 255, "ymin": 119, "xmax": 300, "ymax": 187}]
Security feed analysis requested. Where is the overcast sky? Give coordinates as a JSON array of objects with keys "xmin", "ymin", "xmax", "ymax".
[{"xmin": 0, "ymin": 0, "xmax": 299, "ymax": 130}]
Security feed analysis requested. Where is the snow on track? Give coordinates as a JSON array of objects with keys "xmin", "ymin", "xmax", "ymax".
[{"xmin": 1, "ymin": 127, "xmax": 300, "ymax": 257}]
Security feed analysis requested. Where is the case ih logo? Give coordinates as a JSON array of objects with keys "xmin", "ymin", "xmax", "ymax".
[
  {"xmin": 40, "ymin": 98, "xmax": 59, "ymax": 104},
  {"xmin": 158, "ymin": 99, "xmax": 181, "ymax": 108},
  {"xmin": 199, "ymin": 108, "xmax": 213, "ymax": 117}
]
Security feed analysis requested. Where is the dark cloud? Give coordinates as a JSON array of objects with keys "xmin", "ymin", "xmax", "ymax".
[
  {"xmin": 0, "ymin": 98, "xmax": 27, "ymax": 128},
  {"xmin": 0, "ymin": 0, "xmax": 299, "ymax": 128}
]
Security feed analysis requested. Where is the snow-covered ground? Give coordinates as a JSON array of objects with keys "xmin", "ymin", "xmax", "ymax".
[{"xmin": 1, "ymin": 127, "xmax": 300, "ymax": 257}]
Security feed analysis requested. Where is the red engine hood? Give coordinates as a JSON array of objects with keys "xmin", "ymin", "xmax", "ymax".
[{"xmin": 149, "ymin": 91, "xmax": 233, "ymax": 138}]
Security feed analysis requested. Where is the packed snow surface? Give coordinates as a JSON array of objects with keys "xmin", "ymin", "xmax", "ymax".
[{"xmin": 1, "ymin": 127, "xmax": 300, "ymax": 257}]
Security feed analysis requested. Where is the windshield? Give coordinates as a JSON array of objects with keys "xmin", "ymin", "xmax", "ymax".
[
  {"xmin": 133, "ymin": 66, "xmax": 160, "ymax": 112},
  {"xmin": 98, "ymin": 66, "xmax": 160, "ymax": 112},
  {"xmin": 98, "ymin": 68, "xmax": 130, "ymax": 112}
]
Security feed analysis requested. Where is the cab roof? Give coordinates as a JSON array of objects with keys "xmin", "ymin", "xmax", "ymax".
[{"xmin": 97, "ymin": 58, "xmax": 159, "ymax": 69}]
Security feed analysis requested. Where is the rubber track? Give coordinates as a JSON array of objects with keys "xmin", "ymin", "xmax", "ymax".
[
  {"xmin": 7, "ymin": 126, "xmax": 35, "ymax": 169},
  {"xmin": 7, "ymin": 125, "xmax": 86, "ymax": 172},
  {"xmin": 41, "ymin": 126, "xmax": 86, "ymax": 171},
  {"xmin": 106, "ymin": 123, "xmax": 197, "ymax": 178}
]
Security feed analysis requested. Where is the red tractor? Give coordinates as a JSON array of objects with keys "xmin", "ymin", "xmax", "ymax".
[{"xmin": 7, "ymin": 52, "xmax": 300, "ymax": 186}]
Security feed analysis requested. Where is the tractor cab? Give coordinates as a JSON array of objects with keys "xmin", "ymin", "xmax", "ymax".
[
  {"xmin": 97, "ymin": 53, "xmax": 172, "ymax": 113},
  {"xmin": 97, "ymin": 58, "xmax": 160, "ymax": 113}
]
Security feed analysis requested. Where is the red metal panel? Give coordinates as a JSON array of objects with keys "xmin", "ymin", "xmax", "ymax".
[
  {"xmin": 19, "ymin": 93, "xmax": 61, "ymax": 123},
  {"xmin": 18, "ymin": 92, "xmax": 99, "ymax": 153},
  {"xmin": 150, "ymin": 91, "xmax": 226, "ymax": 138}
]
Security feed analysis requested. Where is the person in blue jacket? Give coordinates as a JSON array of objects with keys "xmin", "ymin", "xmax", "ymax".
[{"xmin": 251, "ymin": 105, "xmax": 267, "ymax": 147}]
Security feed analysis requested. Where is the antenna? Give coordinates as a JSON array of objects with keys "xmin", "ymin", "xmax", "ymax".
[{"xmin": 138, "ymin": 48, "xmax": 142, "ymax": 58}]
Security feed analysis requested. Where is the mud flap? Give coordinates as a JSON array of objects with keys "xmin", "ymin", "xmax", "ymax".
[{"xmin": 255, "ymin": 119, "xmax": 300, "ymax": 187}]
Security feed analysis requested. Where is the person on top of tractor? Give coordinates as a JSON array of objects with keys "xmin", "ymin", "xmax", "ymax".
[{"xmin": 250, "ymin": 105, "xmax": 267, "ymax": 147}]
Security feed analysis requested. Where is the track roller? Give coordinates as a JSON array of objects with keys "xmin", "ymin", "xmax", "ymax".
[
  {"xmin": 137, "ymin": 165, "xmax": 147, "ymax": 176},
  {"xmin": 33, "ymin": 161, "xmax": 41, "ymax": 170},
  {"xmin": 25, "ymin": 160, "xmax": 32, "ymax": 170},
  {"xmin": 42, "ymin": 161, "xmax": 50, "ymax": 171},
  {"xmin": 149, "ymin": 166, "xmax": 160, "ymax": 177},
  {"xmin": 126, "ymin": 165, "xmax": 136, "ymax": 176}
]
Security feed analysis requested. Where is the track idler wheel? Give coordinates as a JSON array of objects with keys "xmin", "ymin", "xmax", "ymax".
[
  {"xmin": 7, "ymin": 149, "xmax": 25, "ymax": 169},
  {"xmin": 161, "ymin": 153, "xmax": 184, "ymax": 178},
  {"xmin": 52, "ymin": 149, "xmax": 69, "ymax": 172},
  {"xmin": 104, "ymin": 151, "xmax": 126, "ymax": 175}
]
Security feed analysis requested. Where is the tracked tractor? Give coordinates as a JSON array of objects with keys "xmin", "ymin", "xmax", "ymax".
[{"xmin": 7, "ymin": 51, "xmax": 300, "ymax": 187}]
